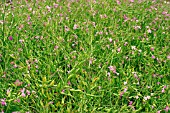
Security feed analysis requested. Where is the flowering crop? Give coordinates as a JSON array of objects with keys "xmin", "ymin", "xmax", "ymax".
[{"xmin": 0, "ymin": 0, "xmax": 169, "ymax": 112}]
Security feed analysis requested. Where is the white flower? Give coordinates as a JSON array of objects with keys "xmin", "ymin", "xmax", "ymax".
[
  {"xmin": 131, "ymin": 46, "xmax": 136, "ymax": 50},
  {"xmin": 138, "ymin": 50, "xmax": 142, "ymax": 52},
  {"xmin": 124, "ymin": 81, "xmax": 127, "ymax": 85},
  {"xmin": 144, "ymin": 96, "xmax": 148, "ymax": 100},
  {"xmin": 135, "ymin": 95, "xmax": 139, "ymax": 99},
  {"xmin": 144, "ymin": 96, "xmax": 151, "ymax": 100},
  {"xmin": 147, "ymin": 96, "xmax": 151, "ymax": 99}
]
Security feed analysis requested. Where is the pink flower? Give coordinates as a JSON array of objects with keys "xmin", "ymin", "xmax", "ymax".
[
  {"xmin": 167, "ymin": 55, "xmax": 170, "ymax": 59},
  {"xmin": 120, "ymin": 91, "xmax": 124, "ymax": 97},
  {"xmin": 21, "ymin": 88, "xmax": 25, "ymax": 93},
  {"xmin": 46, "ymin": 6, "xmax": 51, "ymax": 11},
  {"xmin": 117, "ymin": 47, "xmax": 121, "ymax": 52},
  {"xmin": 162, "ymin": 85, "xmax": 167, "ymax": 93},
  {"xmin": 14, "ymin": 79, "xmax": 23, "ymax": 86},
  {"xmin": 48, "ymin": 101, "xmax": 54, "ymax": 105},
  {"xmin": 107, "ymin": 72, "xmax": 111, "ymax": 77},
  {"xmin": 157, "ymin": 110, "xmax": 161, "ymax": 113},
  {"xmin": 162, "ymin": 11, "xmax": 167, "ymax": 15},
  {"xmin": 124, "ymin": 87, "xmax": 128, "ymax": 92},
  {"xmin": 27, "ymin": 15, "xmax": 31, "ymax": 21},
  {"xmin": 120, "ymin": 87, "xmax": 128, "ymax": 97},
  {"xmin": 99, "ymin": 31, "xmax": 103, "ymax": 35},
  {"xmin": 1, "ymin": 99, "xmax": 6, "ymax": 106},
  {"xmin": 108, "ymin": 38, "xmax": 112, "ymax": 43},
  {"xmin": 34, "ymin": 59, "xmax": 38, "ymax": 63},
  {"xmin": 129, "ymin": 101, "xmax": 133, "ymax": 105},
  {"xmin": 103, "ymin": 14, "xmax": 107, "ymax": 18},
  {"xmin": 21, "ymin": 93, "xmax": 26, "ymax": 97},
  {"xmin": 129, "ymin": 0, "xmax": 134, "ymax": 2},
  {"xmin": 124, "ymin": 42, "xmax": 128, "ymax": 46},
  {"xmin": 152, "ymin": 55, "xmax": 155, "ymax": 59},
  {"xmin": 163, "ymin": 85, "xmax": 167, "ymax": 89},
  {"xmin": 123, "ymin": 15, "xmax": 128, "ymax": 20},
  {"xmin": 14, "ymin": 64, "xmax": 17, "ymax": 68},
  {"xmin": 147, "ymin": 29, "xmax": 152, "ymax": 33},
  {"xmin": 152, "ymin": 106, "xmax": 154, "ymax": 109},
  {"xmin": 89, "ymin": 58, "xmax": 93, "ymax": 64},
  {"xmin": 28, "ymin": 8, "xmax": 32, "ymax": 11},
  {"xmin": 54, "ymin": 45, "xmax": 59, "ymax": 50},
  {"xmin": 164, "ymin": 106, "xmax": 170, "ymax": 112},
  {"xmin": 108, "ymin": 66, "xmax": 116, "ymax": 74},
  {"xmin": 14, "ymin": 99, "xmax": 20, "ymax": 103},
  {"xmin": 21, "ymin": 88, "xmax": 26, "ymax": 97},
  {"xmin": 19, "ymin": 39, "xmax": 24, "ymax": 43},
  {"xmin": 133, "ymin": 73, "xmax": 139, "ymax": 80},
  {"xmin": 150, "ymin": 47, "xmax": 154, "ymax": 51},
  {"xmin": 116, "ymin": 0, "xmax": 121, "ymax": 5},
  {"xmin": 73, "ymin": 24, "xmax": 78, "ymax": 30},
  {"xmin": 26, "ymin": 90, "xmax": 30, "ymax": 95},
  {"xmin": 54, "ymin": 3, "xmax": 58, "ymax": 8},
  {"xmin": 67, "ymin": 81, "xmax": 71, "ymax": 85},
  {"xmin": 65, "ymin": 26, "xmax": 70, "ymax": 32},
  {"xmin": 18, "ymin": 24, "xmax": 24, "ymax": 30},
  {"xmin": 35, "ymin": 65, "xmax": 38, "ymax": 69},
  {"xmin": 162, "ymin": 88, "xmax": 165, "ymax": 93},
  {"xmin": 17, "ymin": 99, "xmax": 20, "ymax": 103},
  {"xmin": 9, "ymin": 36, "xmax": 13, "ymax": 40}
]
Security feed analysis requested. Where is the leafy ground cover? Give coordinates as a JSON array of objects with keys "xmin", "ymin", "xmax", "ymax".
[{"xmin": 0, "ymin": 0, "xmax": 170, "ymax": 112}]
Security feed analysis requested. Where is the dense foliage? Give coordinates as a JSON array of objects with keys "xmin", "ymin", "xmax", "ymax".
[{"xmin": 0, "ymin": 0, "xmax": 170, "ymax": 112}]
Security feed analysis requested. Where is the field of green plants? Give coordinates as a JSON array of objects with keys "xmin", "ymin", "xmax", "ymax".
[{"xmin": 0, "ymin": 0, "xmax": 170, "ymax": 113}]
